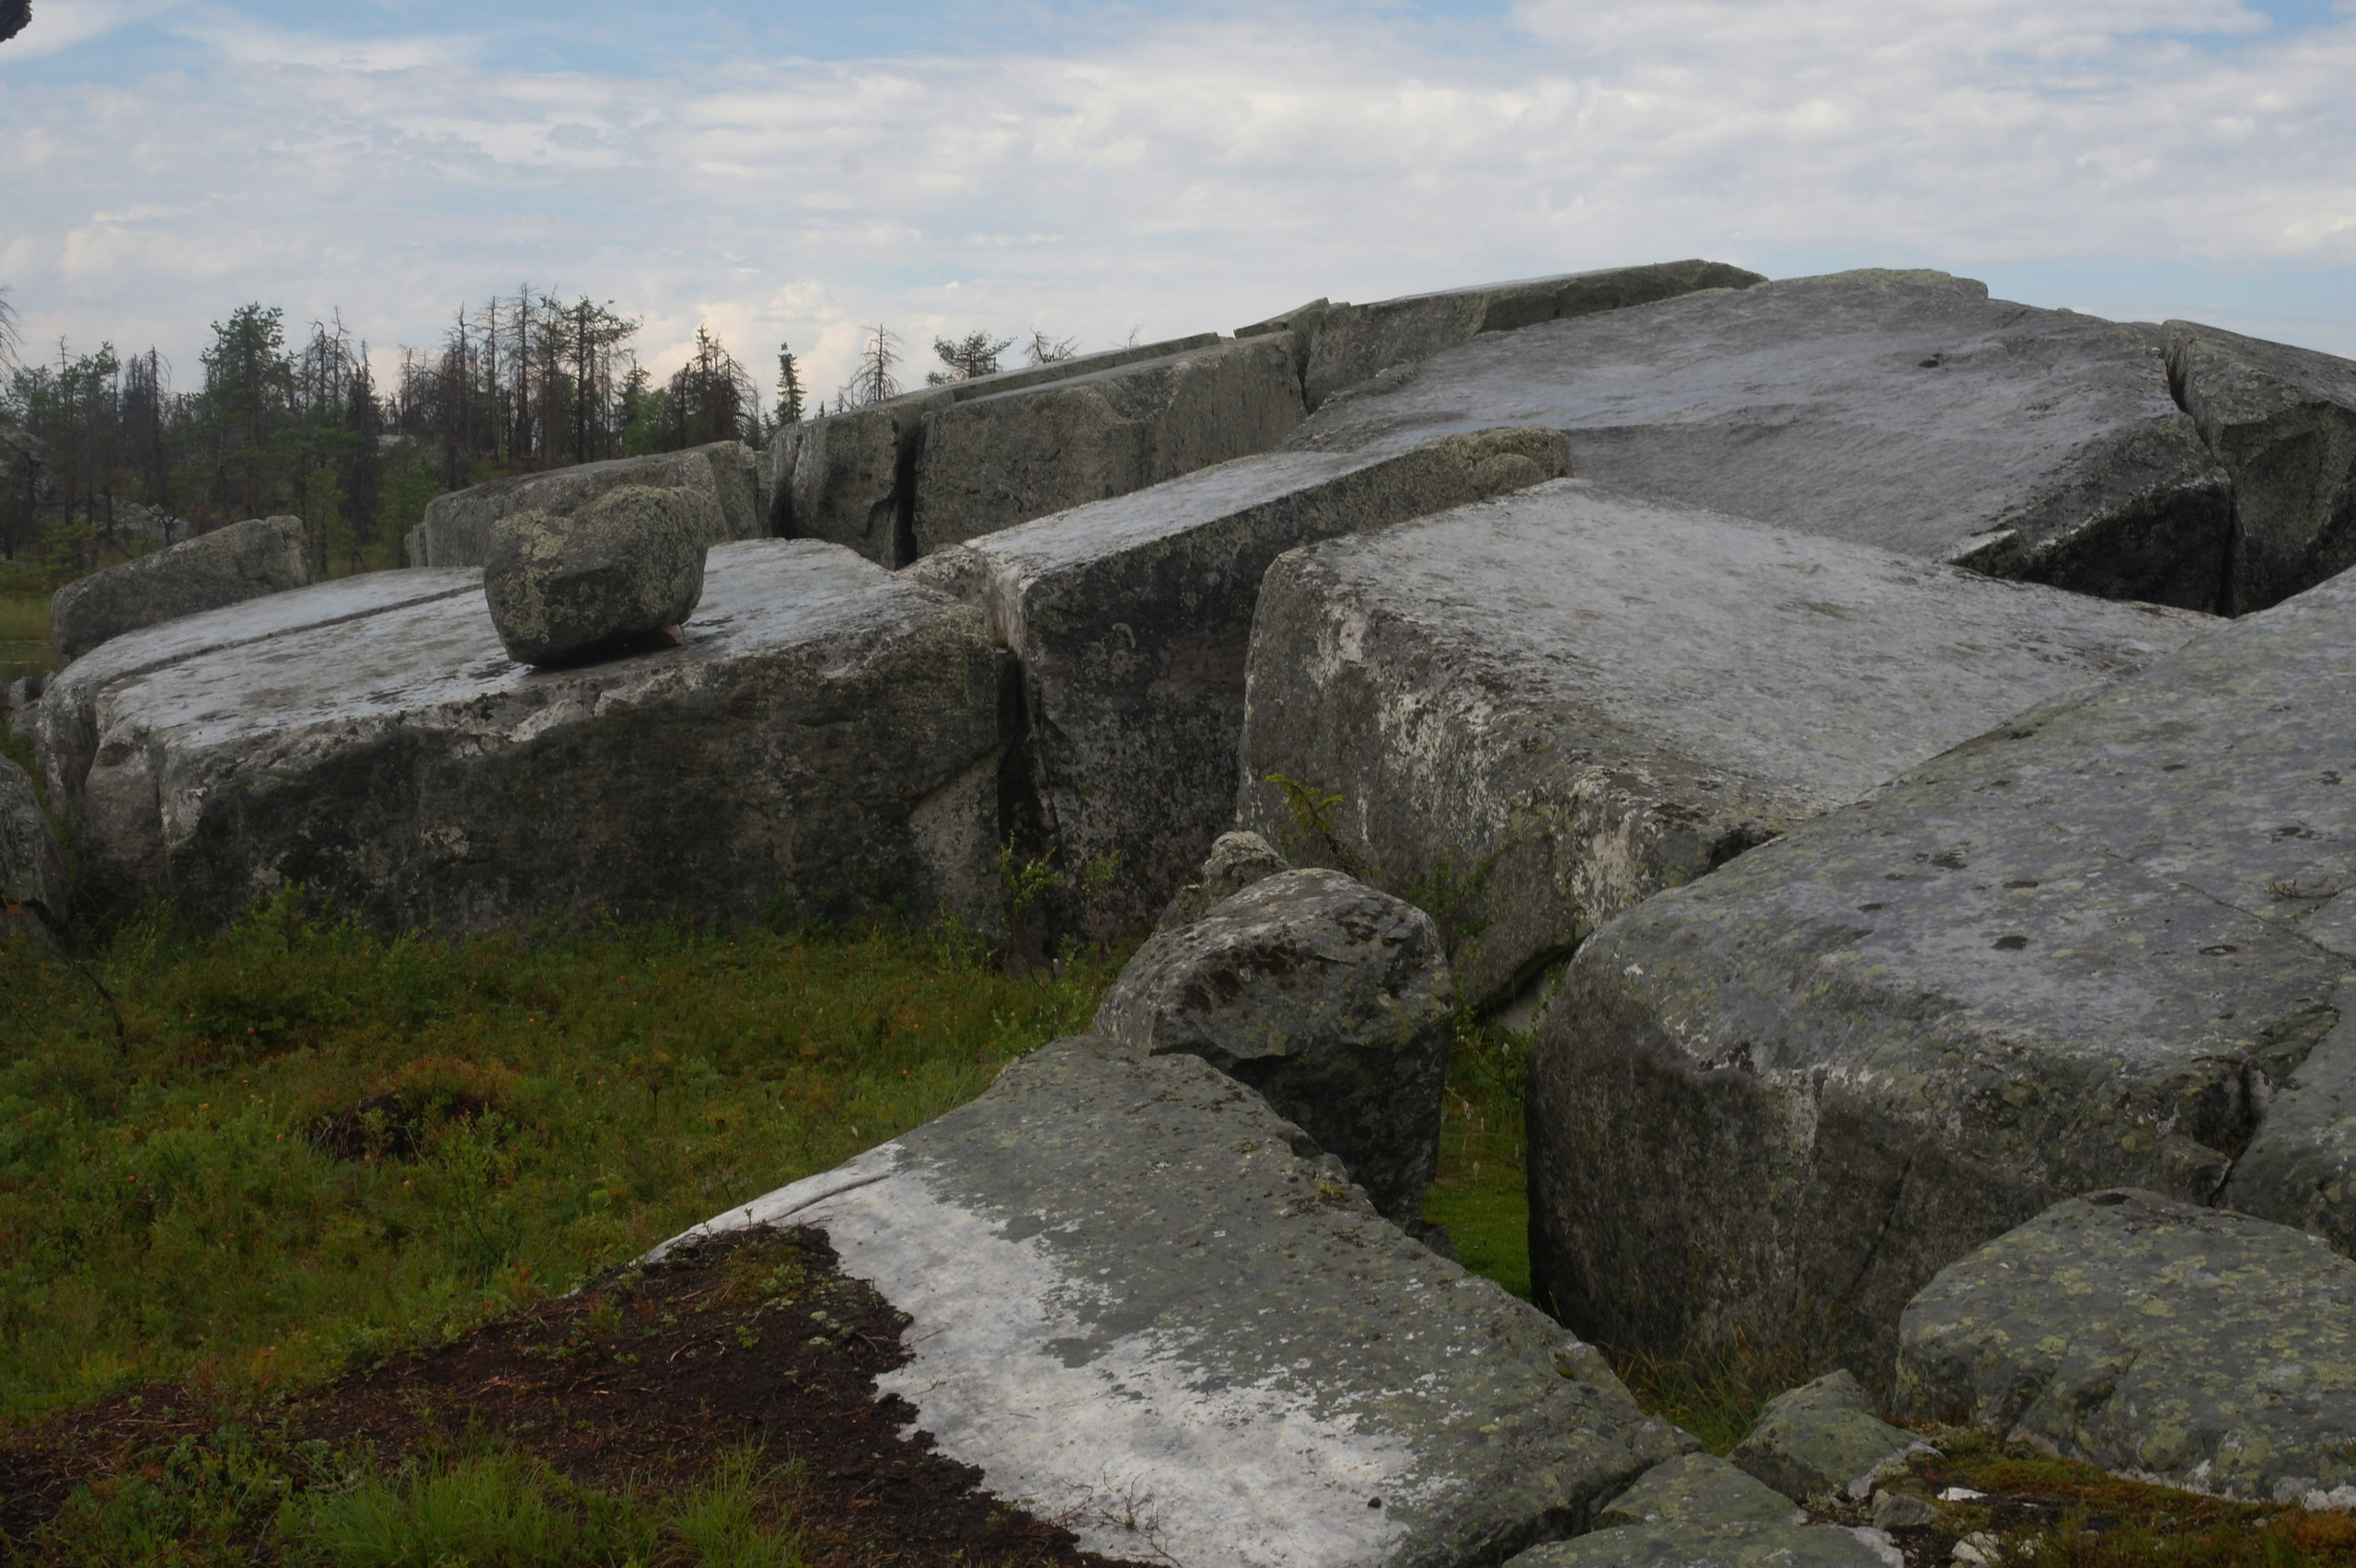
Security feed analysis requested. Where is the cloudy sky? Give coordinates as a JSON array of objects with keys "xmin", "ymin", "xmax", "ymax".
[{"xmin": 4, "ymin": 0, "xmax": 2353, "ymax": 399}]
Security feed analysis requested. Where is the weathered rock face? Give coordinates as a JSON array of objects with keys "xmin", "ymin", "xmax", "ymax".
[
  {"xmin": 0, "ymin": 754, "xmax": 65, "ymax": 934},
  {"xmin": 1286, "ymin": 271, "xmax": 2236, "ymax": 611},
  {"xmin": 2163, "ymin": 320, "xmax": 2356, "ymax": 615},
  {"xmin": 1896, "ymin": 1190, "xmax": 2356, "ymax": 1508},
  {"xmin": 1300, "ymin": 259, "xmax": 1765, "ymax": 411},
  {"xmin": 2223, "ymin": 976, "xmax": 2356, "ymax": 1258},
  {"xmin": 404, "ymin": 442, "xmax": 763, "ymax": 569},
  {"xmin": 1093, "ymin": 868, "xmax": 1455, "ymax": 1224},
  {"xmin": 1506, "ymin": 1453, "xmax": 1891, "ymax": 1567},
  {"xmin": 907, "ymin": 430, "xmax": 1569, "ymax": 937},
  {"xmin": 909, "ymin": 334, "xmax": 1308, "ymax": 556},
  {"xmin": 482, "ymin": 486, "xmax": 711, "ymax": 664},
  {"xmin": 58, "ymin": 541, "xmax": 1001, "ymax": 934},
  {"xmin": 1157, "ymin": 828, "xmax": 1290, "ymax": 930},
  {"xmin": 50, "ymin": 516, "xmax": 312, "ymax": 663},
  {"xmin": 1235, "ymin": 479, "xmax": 2209, "ymax": 1008},
  {"xmin": 1727, "ymin": 1373, "xmax": 1921, "ymax": 1505},
  {"xmin": 768, "ymin": 335, "xmax": 1220, "ymax": 569},
  {"xmin": 654, "ymin": 1039, "xmax": 1691, "ymax": 1568},
  {"xmin": 1526, "ymin": 566, "xmax": 2356, "ymax": 1387}
]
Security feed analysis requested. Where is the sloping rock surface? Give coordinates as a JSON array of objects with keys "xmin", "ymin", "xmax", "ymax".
[
  {"xmin": 405, "ymin": 442, "xmax": 762, "ymax": 568},
  {"xmin": 656, "ymin": 1039, "xmax": 1691, "ymax": 1568},
  {"xmin": 1527, "ymin": 566, "xmax": 2356, "ymax": 1387},
  {"xmin": 1285, "ymin": 271, "xmax": 2235, "ymax": 610},
  {"xmin": 907, "ymin": 431, "xmax": 1567, "ymax": 936},
  {"xmin": 1506, "ymin": 1454, "xmax": 1888, "ymax": 1567},
  {"xmin": 1896, "ymin": 1189, "xmax": 2356, "ymax": 1507},
  {"xmin": 1727, "ymin": 1372, "xmax": 1919, "ymax": 1504},
  {"xmin": 59, "ymin": 541, "xmax": 1000, "ymax": 933},
  {"xmin": 2163, "ymin": 320, "xmax": 2356, "ymax": 614},
  {"xmin": 51, "ymin": 515, "xmax": 312, "ymax": 663},
  {"xmin": 1235, "ymin": 478, "xmax": 2208, "ymax": 1006},
  {"xmin": 1094, "ymin": 867, "xmax": 1454, "ymax": 1224}
]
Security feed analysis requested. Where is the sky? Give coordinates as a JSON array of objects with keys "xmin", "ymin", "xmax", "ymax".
[{"xmin": 4, "ymin": 0, "xmax": 2355, "ymax": 401}]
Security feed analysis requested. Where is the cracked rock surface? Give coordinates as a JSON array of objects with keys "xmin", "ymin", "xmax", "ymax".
[{"xmin": 1529, "ymin": 566, "xmax": 2356, "ymax": 1387}]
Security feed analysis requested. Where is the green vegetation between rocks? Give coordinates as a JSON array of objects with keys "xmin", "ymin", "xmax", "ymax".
[{"xmin": 1421, "ymin": 1014, "xmax": 1532, "ymax": 1301}]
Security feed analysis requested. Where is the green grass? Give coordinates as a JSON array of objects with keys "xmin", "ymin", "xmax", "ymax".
[
  {"xmin": 0, "ymin": 587, "xmax": 52, "ymax": 686},
  {"xmin": 0, "ymin": 895, "xmax": 1116, "ymax": 1423},
  {"xmin": 1421, "ymin": 1014, "xmax": 1531, "ymax": 1299}
]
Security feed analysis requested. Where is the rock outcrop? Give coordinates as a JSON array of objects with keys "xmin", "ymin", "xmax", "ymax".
[
  {"xmin": 1727, "ymin": 1373, "xmax": 1921, "ymax": 1505},
  {"xmin": 654, "ymin": 1039, "xmax": 1690, "ymax": 1568},
  {"xmin": 403, "ymin": 441, "xmax": 762, "ymax": 569},
  {"xmin": 1896, "ymin": 1190, "xmax": 2356, "ymax": 1508},
  {"xmin": 1236, "ymin": 478, "xmax": 2208, "ymax": 1007},
  {"xmin": 482, "ymin": 485, "xmax": 711, "ymax": 664},
  {"xmin": 52, "ymin": 541, "xmax": 1001, "ymax": 934},
  {"xmin": 1526, "ymin": 564, "xmax": 2356, "ymax": 1386},
  {"xmin": 1502, "ymin": 1452, "xmax": 1893, "ymax": 1567},
  {"xmin": 1157, "ymin": 828, "xmax": 1289, "ymax": 930},
  {"xmin": 50, "ymin": 515, "xmax": 311, "ymax": 663},
  {"xmin": 1094, "ymin": 867, "xmax": 1455, "ymax": 1224},
  {"xmin": 0, "ymin": 754, "xmax": 65, "ymax": 935},
  {"xmin": 1286, "ymin": 270, "xmax": 2237, "ymax": 610}
]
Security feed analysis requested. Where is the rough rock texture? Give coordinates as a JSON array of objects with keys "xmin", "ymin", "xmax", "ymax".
[
  {"xmin": 1235, "ymin": 479, "xmax": 2209, "ymax": 1007},
  {"xmin": 1896, "ymin": 1190, "xmax": 2356, "ymax": 1507},
  {"xmin": 1158, "ymin": 829, "xmax": 1290, "ymax": 930},
  {"xmin": 907, "ymin": 430, "xmax": 1569, "ymax": 937},
  {"xmin": 2224, "ymin": 976, "xmax": 2356, "ymax": 1257},
  {"xmin": 1507, "ymin": 1454, "xmax": 1889, "ymax": 1568},
  {"xmin": 655, "ymin": 1039, "xmax": 1691, "ymax": 1568},
  {"xmin": 909, "ymin": 334, "xmax": 1308, "ymax": 556},
  {"xmin": 1727, "ymin": 1373, "xmax": 1921, "ymax": 1504},
  {"xmin": 50, "ymin": 515, "xmax": 312, "ymax": 663},
  {"xmin": 2163, "ymin": 320, "xmax": 2356, "ymax": 614},
  {"xmin": 404, "ymin": 442, "xmax": 762, "ymax": 568},
  {"xmin": 1300, "ymin": 260, "xmax": 1764, "ymax": 411},
  {"xmin": 57, "ymin": 541, "xmax": 1001, "ymax": 933},
  {"xmin": 1092, "ymin": 868, "xmax": 1455, "ymax": 1224},
  {"xmin": 0, "ymin": 754, "xmax": 65, "ymax": 934},
  {"xmin": 1286, "ymin": 271, "xmax": 2236, "ymax": 611},
  {"xmin": 482, "ymin": 486, "xmax": 711, "ymax": 664},
  {"xmin": 768, "ymin": 335, "xmax": 1219, "ymax": 568},
  {"xmin": 1527, "ymin": 566, "xmax": 2356, "ymax": 1389}
]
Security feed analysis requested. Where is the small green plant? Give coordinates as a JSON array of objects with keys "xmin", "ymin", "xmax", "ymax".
[
  {"xmin": 998, "ymin": 834, "xmax": 1062, "ymax": 974},
  {"xmin": 1263, "ymin": 772, "xmax": 1368, "ymax": 878},
  {"xmin": 1403, "ymin": 846, "xmax": 1501, "ymax": 954}
]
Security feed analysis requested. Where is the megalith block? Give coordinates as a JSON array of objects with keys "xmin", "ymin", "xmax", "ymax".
[
  {"xmin": 1236, "ymin": 479, "xmax": 2208, "ymax": 1008},
  {"xmin": 655, "ymin": 1039, "xmax": 1691, "ymax": 1568},
  {"xmin": 59, "ymin": 541, "xmax": 1000, "ymax": 934},
  {"xmin": 50, "ymin": 515, "xmax": 312, "ymax": 663},
  {"xmin": 405, "ymin": 440, "xmax": 762, "ymax": 568},
  {"xmin": 1526, "ymin": 566, "xmax": 2356, "ymax": 1386},
  {"xmin": 1287, "ymin": 270, "xmax": 2236, "ymax": 610}
]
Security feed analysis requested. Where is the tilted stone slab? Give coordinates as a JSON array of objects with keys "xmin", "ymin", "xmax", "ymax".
[
  {"xmin": 1286, "ymin": 271, "xmax": 2236, "ymax": 611},
  {"xmin": 1234, "ymin": 479, "xmax": 2208, "ymax": 1007},
  {"xmin": 1727, "ymin": 1372, "xmax": 1921, "ymax": 1505},
  {"xmin": 1504, "ymin": 1452, "xmax": 1892, "ymax": 1568},
  {"xmin": 2163, "ymin": 320, "xmax": 2356, "ymax": 614},
  {"xmin": 905, "ymin": 431, "xmax": 1568, "ymax": 936},
  {"xmin": 1526, "ymin": 569, "xmax": 2356, "ymax": 1388},
  {"xmin": 908, "ymin": 333, "xmax": 1307, "ymax": 557},
  {"xmin": 1896, "ymin": 1190, "xmax": 2356, "ymax": 1507},
  {"xmin": 768, "ymin": 334, "xmax": 1220, "ymax": 568},
  {"xmin": 64, "ymin": 541, "xmax": 1000, "ymax": 932},
  {"xmin": 655, "ymin": 1038, "xmax": 1691, "ymax": 1568},
  {"xmin": 404, "ymin": 441, "xmax": 762, "ymax": 568},
  {"xmin": 1299, "ymin": 259, "xmax": 1764, "ymax": 411},
  {"xmin": 51, "ymin": 515, "xmax": 311, "ymax": 663}
]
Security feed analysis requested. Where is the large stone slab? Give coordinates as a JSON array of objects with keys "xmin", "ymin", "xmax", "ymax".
[
  {"xmin": 1896, "ymin": 1189, "xmax": 2356, "ymax": 1507},
  {"xmin": 1286, "ymin": 271, "xmax": 2236, "ymax": 611},
  {"xmin": 61, "ymin": 541, "xmax": 1000, "ymax": 933},
  {"xmin": 403, "ymin": 441, "xmax": 762, "ymax": 568},
  {"xmin": 768, "ymin": 335, "xmax": 1220, "ymax": 568},
  {"xmin": 1300, "ymin": 259, "xmax": 1762, "ymax": 412},
  {"xmin": 655, "ymin": 1038, "xmax": 1691, "ymax": 1568},
  {"xmin": 908, "ymin": 333, "xmax": 1307, "ymax": 556},
  {"xmin": 907, "ymin": 431, "xmax": 1568, "ymax": 938},
  {"xmin": 2163, "ymin": 320, "xmax": 2356, "ymax": 614},
  {"xmin": 1235, "ymin": 478, "xmax": 2209, "ymax": 1008},
  {"xmin": 51, "ymin": 515, "xmax": 311, "ymax": 663},
  {"xmin": 1505, "ymin": 1452, "xmax": 1890, "ymax": 1568},
  {"xmin": 1527, "ymin": 567, "xmax": 2356, "ymax": 1388}
]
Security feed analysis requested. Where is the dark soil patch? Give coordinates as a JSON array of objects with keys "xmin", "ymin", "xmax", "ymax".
[
  {"xmin": 1, "ymin": 1225, "xmax": 1151, "ymax": 1568},
  {"xmin": 306, "ymin": 1090, "xmax": 493, "ymax": 1161}
]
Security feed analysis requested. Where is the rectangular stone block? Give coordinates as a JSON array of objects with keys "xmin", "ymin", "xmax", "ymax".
[
  {"xmin": 405, "ymin": 440, "xmax": 762, "ymax": 567},
  {"xmin": 1236, "ymin": 479, "xmax": 2210, "ymax": 1008},
  {"xmin": 1526, "ymin": 567, "xmax": 2356, "ymax": 1386}
]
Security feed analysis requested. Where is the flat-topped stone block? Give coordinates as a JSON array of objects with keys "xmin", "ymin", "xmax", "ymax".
[
  {"xmin": 656, "ymin": 1039, "xmax": 1691, "ymax": 1568},
  {"xmin": 51, "ymin": 515, "xmax": 312, "ymax": 663},
  {"xmin": 1235, "ymin": 478, "xmax": 2209, "ymax": 1007},
  {"xmin": 1528, "ymin": 567, "xmax": 2356, "ymax": 1386},
  {"xmin": 1286, "ymin": 270, "xmax": 2236, "ymax": 610},
  {"xmin": 404, "ymin": 441, "xmax": 762, "ymax": 568},
  {"xmin": 61, "ymin": 541, "xmax": 1000, "ymax": 933}
]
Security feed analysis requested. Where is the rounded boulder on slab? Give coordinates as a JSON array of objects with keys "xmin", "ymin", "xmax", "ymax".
[
  {"xmin": 484, "ymin": 485, "xmax": 712, "ymax": 665},
  {"xmin": 1093, "ymin": 866, "xmax": 1453, "ymax": 1224}
]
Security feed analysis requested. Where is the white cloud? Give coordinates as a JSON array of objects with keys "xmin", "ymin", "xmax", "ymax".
[{"xmin": 0, "ymin": 0, "xmax": 183, "ymax": 60}]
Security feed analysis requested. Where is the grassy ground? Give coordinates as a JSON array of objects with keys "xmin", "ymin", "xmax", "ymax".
[{"xmin": 0, "ymin": 588, "xmax": 52, "ymax": 688}]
